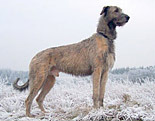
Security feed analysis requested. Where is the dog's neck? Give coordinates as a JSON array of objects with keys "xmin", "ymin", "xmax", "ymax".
[{"xmin": 97, "ymin": 16, "xmax": 117, "ymax": 41}]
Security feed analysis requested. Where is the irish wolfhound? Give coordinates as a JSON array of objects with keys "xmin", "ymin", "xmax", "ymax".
[{"xmin": 13, "ymin": 6, "xmax": 130, "ymax": 117}]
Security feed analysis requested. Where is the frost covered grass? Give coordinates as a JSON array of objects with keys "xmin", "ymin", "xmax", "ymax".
[{"xmin": 0, "ymin": 74, "xmax": 155, "ymax": 121}]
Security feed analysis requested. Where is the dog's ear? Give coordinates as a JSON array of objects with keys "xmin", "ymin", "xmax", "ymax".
[{"xmin": 100, "ymin": 6, "xmax": 110, "ymax": 16}]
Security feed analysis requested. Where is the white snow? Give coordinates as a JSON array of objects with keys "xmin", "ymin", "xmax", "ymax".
[{"xmin": 0, "ymin": 74, "xmax": 155, "ymax": 121}]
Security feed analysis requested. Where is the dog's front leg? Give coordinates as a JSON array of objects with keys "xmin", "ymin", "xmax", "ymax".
[
  {"xmin": 92, "ymin": 67, "xmax": 102, "ymax": 108},
  {"xmin": 99, "ymin": 70, "xmax": 108, "ymax": 107}
]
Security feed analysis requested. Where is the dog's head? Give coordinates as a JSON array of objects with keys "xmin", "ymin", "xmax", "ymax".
[{"xmin": 100, "ymin": 6, "xmax": 130, "ymax": 27}]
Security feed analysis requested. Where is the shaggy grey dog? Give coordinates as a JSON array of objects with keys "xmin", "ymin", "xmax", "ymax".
[{"xmin": 14, "ymin": 6, "xmax": 130, "ymax": 117}]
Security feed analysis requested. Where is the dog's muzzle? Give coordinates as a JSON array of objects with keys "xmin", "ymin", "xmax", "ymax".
[{"xmin": 122, "ymin": 14, "xmax": 130, "ymax": 22}]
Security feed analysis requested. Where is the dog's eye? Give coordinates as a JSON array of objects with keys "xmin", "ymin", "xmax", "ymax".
[{"xmin": 114, "ymin": 9, "xmax": 119, "ymax": 12}]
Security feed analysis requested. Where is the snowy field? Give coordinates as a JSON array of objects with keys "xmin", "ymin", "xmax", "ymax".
[{"xmin": 0, "ymin": 74, "xmax": 155, "ymax": 121}]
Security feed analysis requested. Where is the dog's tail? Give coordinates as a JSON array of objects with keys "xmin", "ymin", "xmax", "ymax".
[{"xmin": 13, "ymin": 78, "xmax": 29, "ymax": 91}]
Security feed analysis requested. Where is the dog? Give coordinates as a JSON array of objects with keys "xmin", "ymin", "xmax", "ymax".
[{"xmin": 13, "ymin": 6, "xmax": 130, "ymax": 117}]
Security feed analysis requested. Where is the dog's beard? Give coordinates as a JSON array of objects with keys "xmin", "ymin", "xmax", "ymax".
[
  {"xmin": 116, "ymin": 21, "xmax": 126, "ymax": 26},
  {"xmin": 114, "ymin": 18, "xmax": 128, "ymax": 26}
]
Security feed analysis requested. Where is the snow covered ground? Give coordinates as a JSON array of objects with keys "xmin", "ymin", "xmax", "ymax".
[{"xmin": 0, "ymin": 74, "xmax": 155, "ymax": 121}]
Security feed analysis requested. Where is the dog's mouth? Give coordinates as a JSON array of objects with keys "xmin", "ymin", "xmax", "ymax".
[
  {"xmin": 116, "ymin": 22, "xmax": 126, "ymax": 26},
  {"xmin": 114, "ymin": 19, "xmax": 129, "ymax": 26}
]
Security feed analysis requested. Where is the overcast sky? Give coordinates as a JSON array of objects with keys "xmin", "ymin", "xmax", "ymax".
[{"xmin": 0, "ymin": 0, "xmax": 155, "ymax": 71}]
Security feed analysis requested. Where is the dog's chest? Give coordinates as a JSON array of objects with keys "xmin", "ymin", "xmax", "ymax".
[
  {"xmin": 107, "ymin": 53, "xmax": 115, "ymax": 69},
  {"xmin": 96, "ymin": 36, "xmax": 115, "ymax": 69}
]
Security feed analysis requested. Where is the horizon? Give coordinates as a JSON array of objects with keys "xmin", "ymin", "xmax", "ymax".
[{"xmin": 0, "ymin": 65, "xmax": 155, "ymax": 72}]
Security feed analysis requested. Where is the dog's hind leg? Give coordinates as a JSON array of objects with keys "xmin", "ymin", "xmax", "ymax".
[
  {"xmin": 25, "ymin": 68, "xmax": 48, "ymax": 117},
  {"xmin": 36, "ymin": 75, "xmax": 56, "ymax": 113},
  {"xmin": 25, "ymin": 80, "xmax": 42, "ymax": 117}
]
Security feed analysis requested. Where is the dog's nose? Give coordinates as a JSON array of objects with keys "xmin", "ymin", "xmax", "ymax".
[{"xmin": 125, "ymin": 15, "xmax": 130, "ymax": 21}]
